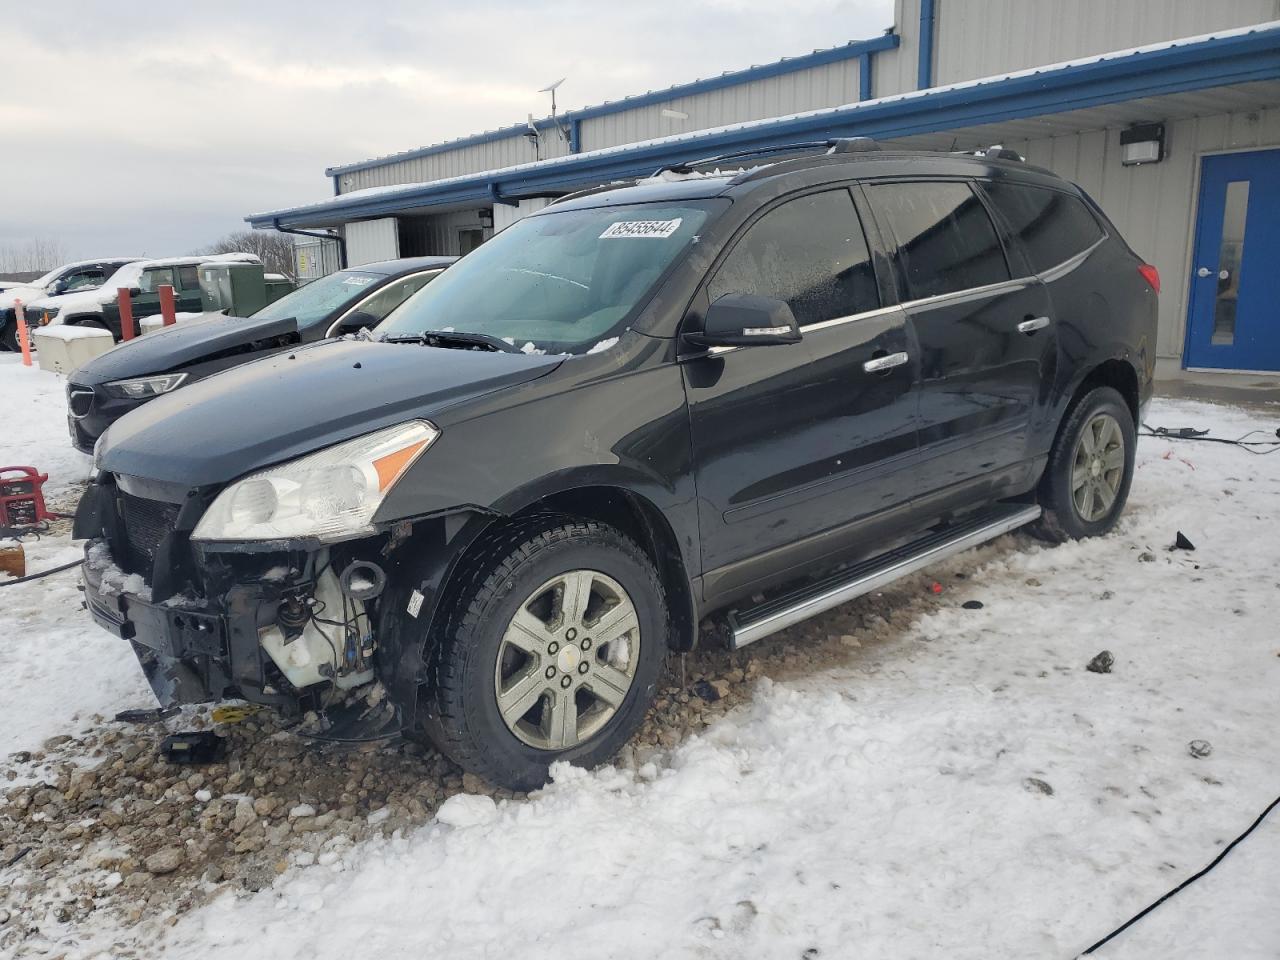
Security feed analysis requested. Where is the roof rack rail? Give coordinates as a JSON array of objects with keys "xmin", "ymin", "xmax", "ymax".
[
  {"xmin": 658, "ymin": 137, "xmax": 882, "ymax": 177},
  {"xmin": 951, "ymin": 144, "xmax": 1025, "ymax": 163}
]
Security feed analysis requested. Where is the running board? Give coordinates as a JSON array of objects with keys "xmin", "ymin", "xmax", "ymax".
[{"xmin": 727, "ymin": 503, "xmax": 1041, "ymax": 649}]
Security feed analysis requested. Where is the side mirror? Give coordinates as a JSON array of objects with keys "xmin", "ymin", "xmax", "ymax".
[
  {"xmin": 332, "ymin": 311, "xmax": 377, "ymax": 335},
  {"xmin": 683, "ymin": 293, "xmax": 802, "ymax": 349},
  {"xmin": 52, "ymin": 279, "xmax": 68, "ymax": 295}
]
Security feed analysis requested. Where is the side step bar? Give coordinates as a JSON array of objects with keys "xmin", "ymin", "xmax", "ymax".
[{"xmin": 727, "ymin": 503, "xmax": 1041, "ymax": 649}]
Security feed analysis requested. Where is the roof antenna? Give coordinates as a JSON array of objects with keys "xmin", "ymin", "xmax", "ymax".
[{"xmin": 538, "ymin": 78, "xmax": 571, "ymax": 143}]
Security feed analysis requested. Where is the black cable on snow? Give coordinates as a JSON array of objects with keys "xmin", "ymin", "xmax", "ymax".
[
  {"xmin": 1079, "ymin": 793, "xmax": 1280, "ymax": 955},
  {"xmin": 0, "ymin": 558, "xmax": 82, "ymax": 587}
]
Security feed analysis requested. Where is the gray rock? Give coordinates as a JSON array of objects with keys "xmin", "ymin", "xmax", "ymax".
[{"xmin": 145, "ymin": 847, "xmax": 184, "ymax": 874}]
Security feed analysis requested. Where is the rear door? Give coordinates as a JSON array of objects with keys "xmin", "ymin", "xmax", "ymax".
[
  {"xmin": 864, "ymin": 179, "xmax": 1056, "ymax": 502},
  {"xmin": 683, "ymin": 186, "xmax": 918, "ymax": 603}
]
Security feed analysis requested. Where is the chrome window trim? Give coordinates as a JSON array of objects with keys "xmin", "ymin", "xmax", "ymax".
[
  {"xmin": 896, "ymin": 276, "xmax": 1029, "ymax": 312},
  {"xmin": 1035, "ymin": 234, "xmax": 1106, "ymax": 282},
  {"xmin": 701, "ymin": 304, "xmax": 901, "ymax": 356},
  {"xmin": 325, "ymin": 268, "xmax": 445, "ymax": 338}
]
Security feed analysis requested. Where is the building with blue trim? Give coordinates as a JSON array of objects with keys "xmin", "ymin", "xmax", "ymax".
[{"xmin": 250, "ymin": 0, "xmax": 1280, "ymax": 375}]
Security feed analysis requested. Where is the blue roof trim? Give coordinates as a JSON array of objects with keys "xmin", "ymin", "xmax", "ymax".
[
  {"xmin": 324, "ymin": 33, "xmax": 901, "ymax": 177},
  {"xmin": 251, "ymin": 26, "xmax": 1280, "ymax": 229}
]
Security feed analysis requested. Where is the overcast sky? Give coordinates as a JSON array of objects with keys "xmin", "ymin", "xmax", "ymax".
[{"xmin": 0, "ymin": 0, "xmax": 895, "ymax": 261}]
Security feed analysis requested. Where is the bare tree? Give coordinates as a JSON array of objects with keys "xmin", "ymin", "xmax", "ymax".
[
  {"xmin": 0, "ymin": 238, "xmax": 69, "ymax": 274},
  {"xmin": 198, "ymin": 230, "xmax": 298, "ymax": 280}
]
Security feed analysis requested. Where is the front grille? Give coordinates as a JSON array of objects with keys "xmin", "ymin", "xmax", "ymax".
[
  {"xmin": 69, "ymin": 387, "xmax": 95, "ymax": 418},
  {"xmin": 117, "ymin": 492, "xmax": 180, "ymax": 575}
]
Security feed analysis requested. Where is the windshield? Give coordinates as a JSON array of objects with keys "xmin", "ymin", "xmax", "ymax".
[
  {"xmin": 377, "ymin": 201, "xmax": 720, "ymax": 353},
  {"xmin": 251, "ymin": 270, "xmax": 382, "ymax": 328}
]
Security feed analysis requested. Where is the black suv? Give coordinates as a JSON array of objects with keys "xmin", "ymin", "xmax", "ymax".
[
  {"xmin": 76, "ymin": 142, "xmax": 1156, "ymax": 790},
  {"xmin": 65, "ymin": 257, "xmax": 454, "ymax": 454}
]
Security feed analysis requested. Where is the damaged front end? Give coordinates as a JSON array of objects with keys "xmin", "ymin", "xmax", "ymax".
[
  {"xmin": 74, "ymin": 419, "xmax": 475, "ymax": 742},
  {"xmin": 75, "ymin": 474, "xmax": 402, "ymax": 739}
]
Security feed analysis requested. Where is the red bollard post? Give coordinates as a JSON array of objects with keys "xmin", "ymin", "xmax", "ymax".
[
  {"xmin": 158, "ymin": 284, "xmax": 177, "ymax": 326},
  {"xmin": 117, "ymin": 288, "xmax": 135, "ymax": 341},
  {"xmin": 14, "ymin": 300, "xmax": 32, "ymax": 366}
]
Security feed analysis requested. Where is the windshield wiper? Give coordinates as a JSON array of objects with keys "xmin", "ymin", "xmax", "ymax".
[{"xmin": 380, "ymin": 330, "xmax": 522, "ymax": 353}]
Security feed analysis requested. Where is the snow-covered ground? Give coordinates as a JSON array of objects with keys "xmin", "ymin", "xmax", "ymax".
[{"xmin": 2, "ymin": 352, "xmax": 1278, "ymax": 958}]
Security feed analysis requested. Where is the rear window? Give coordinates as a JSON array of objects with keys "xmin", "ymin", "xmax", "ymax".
[
  {"xmin": 981, "ymin": 181, "xmax": 1105, "ymax": 274},
  {"xmin": 866, "ymin": 181, "xmax": 1010, "ymax": 300}
]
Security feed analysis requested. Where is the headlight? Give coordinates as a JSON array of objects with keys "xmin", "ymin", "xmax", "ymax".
[
  {"xmin": 107, "ymin": 373, "xmax": 188, "ymax": 399},
  {"xmin": 192, "ymin": 420, "xmax": 439, "ymax": 543}
]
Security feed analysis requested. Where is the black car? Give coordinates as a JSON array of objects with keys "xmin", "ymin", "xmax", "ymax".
[
  {"xmin": 76, "ymin": 142, "xmax": 1156, "ymax": 790},
  {"xmin": 65, "ymin": 257, "xmax": 454, "ymax": 453}
]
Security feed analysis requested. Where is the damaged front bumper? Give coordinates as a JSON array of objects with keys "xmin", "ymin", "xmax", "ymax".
[{"xmin": 82, "ymin": 541, "xmax": 299, "ymax": 711}]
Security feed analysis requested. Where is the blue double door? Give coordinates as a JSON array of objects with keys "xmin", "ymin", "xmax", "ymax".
[{"xmin": 1185, "ymin": 149, "xmax": 1280, "ymax": 371}]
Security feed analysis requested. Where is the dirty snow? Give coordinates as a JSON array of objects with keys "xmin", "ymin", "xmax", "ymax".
[{"xmin": 2, "ymin": 353, "xmax": 1279, "ymax": 958}]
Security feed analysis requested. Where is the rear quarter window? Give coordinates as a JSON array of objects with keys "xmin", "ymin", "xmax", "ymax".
[
  {"xmin": 865, "ymin": 181, "xmax": 1010, "ymax": 301},
  {"xmin": 981, "ymin": 181, "xmax": 1105, "ymax": 274}
]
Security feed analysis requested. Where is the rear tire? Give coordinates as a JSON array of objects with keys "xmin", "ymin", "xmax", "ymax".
[
  {"xmin": 1032, "ymin": 385, "xmax": 1136, "ymax": 542},
  {"xmin": 419, "ymin": 517, "xmax": 667, "ymax": 791}
]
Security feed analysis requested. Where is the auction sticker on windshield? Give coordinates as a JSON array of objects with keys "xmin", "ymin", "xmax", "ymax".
[{"xmin": 600, "ymin": 218, "xmax": 683, "ymax": 239}]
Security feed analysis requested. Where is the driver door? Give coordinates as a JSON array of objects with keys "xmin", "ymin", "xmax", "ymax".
[{"xmin": 682, "ymin": 187, "xmax": 920, "ymax": 604}]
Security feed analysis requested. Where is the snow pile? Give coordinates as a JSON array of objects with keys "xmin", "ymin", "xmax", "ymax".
[
  {"xmin": 0, "ymin": 353, "xmax": 92, "ymax": 498},
  {"xmin": 86, "ymin": 541, "xmax": 151, "ymax": 600},
  {"xmin": 33, "ymin": 324, "xmax": 114, "ymax": 341}
]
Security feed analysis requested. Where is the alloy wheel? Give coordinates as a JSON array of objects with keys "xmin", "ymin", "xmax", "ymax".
[
  {"xmin": 1071, "ymin": 412, "xmax": 1125, "ymax": 522},
  {"xmin": 493, "ymin": 569, "xmax": 640, "ymax": 750}
]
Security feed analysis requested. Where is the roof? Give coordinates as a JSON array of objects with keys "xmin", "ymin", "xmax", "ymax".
[
  {"xmin": 249, "ymin": 21, "xmax": 1280, "ymax": 230},
  {"xmin": 324, "ymin": 34, "xmax": 900, "ymax": 178}
]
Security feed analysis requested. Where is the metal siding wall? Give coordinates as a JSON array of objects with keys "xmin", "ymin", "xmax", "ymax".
[
  {"xmin": 492, "ymin": 198, "xmax": 550, "ymax": 234},
  {"xmin": 1005, "ymin": 106, "xmax": 1280, "ymax": 362},
  {"xmin": 934, "ymin": 0, "xmax": 1280, "ymax": 86},
  {"xmin": 293, "ymin": 238, "xmax": 341, "ymax": 280},
  {"xmin": 339, "ymin": 134, "xmax": 571, "ymax": 193},
  {"xmin": 344, "ymin": 218, "xmax": 400, "ymax": 265},
  {"xmin": 874, "ymin": 0, "xmax": 922, "ymax": 96},
  {"xmin": 578, "ymin": 61, "xmax": 860, "ymax": 152}
]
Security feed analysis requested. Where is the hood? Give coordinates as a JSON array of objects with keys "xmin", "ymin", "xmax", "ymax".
[
  {"xmin": 72, "ymin": 313, "xmax": 298, "ymax": 385},
  {"xmin": 100, "ymin": 338, "xmax": 564, "ymax": 486},
  {"xmin": 0, "ymin": 286, "xmax": 48, "ymax": 311}
]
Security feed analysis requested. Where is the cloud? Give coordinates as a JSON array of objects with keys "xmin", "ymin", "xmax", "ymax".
[{"xmin": 0, "ymin": 0, "xmax": 894, "ymax": 259}]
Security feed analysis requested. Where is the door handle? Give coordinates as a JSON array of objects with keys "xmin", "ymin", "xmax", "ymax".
[
  {"xmin": 1017, "ymin": 316, "xmax": 1051, "ymax": 334},
  {"xmin": 1196, "ymin": 266, "xmax": 1212, "ymax": 278},
  {"xmin": 862, "ymin": 351, "xmax": 909, "ymax": 374}
]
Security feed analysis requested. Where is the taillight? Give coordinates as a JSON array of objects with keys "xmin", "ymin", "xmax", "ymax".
[{"xmin": 1138, "ymin": 263, "xmax": 1160, "ymax": 294}]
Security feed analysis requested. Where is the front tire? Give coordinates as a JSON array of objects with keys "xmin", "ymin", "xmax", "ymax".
[
  {"xmin": 420, "ymin": 517, "xmax": 667, "ymax": 791},
  {"xmin": 1033, "ymin": 385, "xmax": 1136, "ymax": 542}
]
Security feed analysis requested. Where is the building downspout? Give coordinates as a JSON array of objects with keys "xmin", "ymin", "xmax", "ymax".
[
  {"xmin": 917, "ymin": 0, "xmax": 937, "ymax": 91},
  {"xmin": 272, "ymin": 218, "xmax": 348, "ymax": 270}
]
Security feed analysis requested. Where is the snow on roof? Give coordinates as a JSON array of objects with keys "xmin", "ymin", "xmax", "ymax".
[{"xmin": 252, "ymin": 20, "xmax": 1280, "ymax": 224}]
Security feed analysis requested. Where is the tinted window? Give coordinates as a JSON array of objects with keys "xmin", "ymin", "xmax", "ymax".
[
  {"xmin": 709, "ymin": 189, "xmax": 878, "ymax": 326},
  {"xmin": 178, "ymin": 265, "xmax": 200, "ymax": 289},
  {"xmin": 867, "ymin": 181, "xmax": 1010, "ymax": 300},
  {"xmin": 139, "ymin": 267, "xmax": 175, "ymax": 293},
  {"xmin": 982, "ymin": 181, "xmax": 1105, "ymax": 274},
  {"xmin": 252, "ymin": 269, "xmax": 382, "ymax": 328}
]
